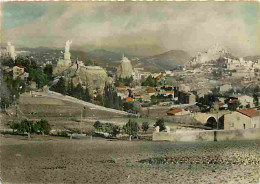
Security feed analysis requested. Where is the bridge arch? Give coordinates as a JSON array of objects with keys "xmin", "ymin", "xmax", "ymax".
[{"xmin": 205, "ymin": 116, "xmax": 218, "ymax": 129}]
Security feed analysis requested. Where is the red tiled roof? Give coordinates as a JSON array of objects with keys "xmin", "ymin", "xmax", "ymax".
[
  {"xmin": 236, "ymin": 108, "xmax": 260, "ymax": 118},
  {"xmin": 117, "ymin": 85, "xmax": 126, "ymax": 89},
  {"xmin": 17, "ymin": 65, "xmax": 24, "ymax": 68},
  {"xmin": 166, "ymin": 91, "xmax": 173, "ymax": 94},
  {"xmin": 218, "ymin": 102, "xmax": 225, "ymax": 107},
  {"xmin": 146, "ymin": 88, "xmax": 156, "ymax": 93},
  {"xmin": 167, "ymin": 108, "xmax": 182, "ymax": 115},
  {"xmin": 124, "ymin": 97, "xmax": 133, "ymax": 102}
]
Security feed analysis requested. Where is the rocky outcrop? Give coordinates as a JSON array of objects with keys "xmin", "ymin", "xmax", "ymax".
[
  {"xmin": 186, "ymin": 44, "xmax": 230, "ymax": 67},
  {"xmin": 76, "ymin": 65, "xmax": 110, "ymax": 91},
  {"xmin": 116, "ymin": 55, "xmax": 133, "ymax": 79}
]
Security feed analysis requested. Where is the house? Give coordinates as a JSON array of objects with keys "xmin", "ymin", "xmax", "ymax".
[
  {"xmin": 178, "ymin": 90, "xmax": 196, "ymax": 104},
  {"xmin": 224, "ymin": 108, "xmax": 260, "ymax": 130},
  {"xmin": 218, "ymin": 102, "xmax": 228, "ymax": 110},
  {"xmin": 13, "ymin": 65, "xmax": 29, "ymax": 80},
  {"xmin": 146, "ymin": 88, "xmax": 157, "ymax": 96}
]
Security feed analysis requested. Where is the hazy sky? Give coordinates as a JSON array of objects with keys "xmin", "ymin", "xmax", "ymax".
[{"xmin": 1, "ymin": 2, "xmax": 260, "ymax": 57}]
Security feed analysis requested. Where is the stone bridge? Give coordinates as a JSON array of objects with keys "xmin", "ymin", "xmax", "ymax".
[{"xmin": 194, "ymin": 111, "xmax": 231, "ymax": 129}]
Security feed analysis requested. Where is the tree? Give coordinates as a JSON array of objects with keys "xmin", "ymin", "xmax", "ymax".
[
  {"xmin": 18, "ymin": 119, "xmax": 35, "ymax": 139},
  {"xmin": 141, "ymin": 75, "xmax": 158, "ymax": 87},
  {"xmin": 8, "ymin": 120, "xmax": 20, "ymax": 134},
  {"xmin": 72, "ymin": 84, "xmax": 84, "ymax": 100},
  {"xmin": 52, "ymin": 77, "xmax": 66, "ymax": 95},
  {"xmin": 36, "ymin": 119, "xmax": 51, "ymax": 135},
  {"xmin": 83, "ymin": 88, "xmax": 91, "ymax": 102},
  {"xmin": 141, "ymin": 122, "xmax": 149, "ymax": 133},
  {"xmin": 123, "ymin": 119, "xmax": 139, "ymax": 136},
  {"xmin": 154, "ymin": 119, "xmax": 165, "ymax": 131},
  {"xmin": 101, "ymin": 123, "xmax": 120, "ymax": 137},
  {"xmin": 43, "ymin": 64, "xmax": 53, "ymax": 81},
  {"xmin": 67, "ymin": 79, "xmax": 74, "ymax": 96},
  {"xmin": 253, "ymin": 94, "xmax": 259, "ymax": 107},
  {"xmin": 28, "ymin": 68, "xmax": 48, "ymax": 88},
  {"xmin": 95, "ymin": 94, "xmax": 104, "ymax": 106},
  {"xmin": 111, "ymin": 125, "xmax": 120, "ymax": 137},
  {"xmin": 133, "ymin": 101, "xmax": 141, "ymax": 114}
]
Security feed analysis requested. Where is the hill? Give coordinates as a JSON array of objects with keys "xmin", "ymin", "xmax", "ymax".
[
  {"xmin": 140, "ymin": 50, "xmax": 191, "ymax": 70},
  {"xmin": 244, "ymin": 55, "xmax": 260, "ymax": 62}
]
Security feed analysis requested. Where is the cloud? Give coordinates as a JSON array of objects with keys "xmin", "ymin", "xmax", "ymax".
[{"xmin": 2, "ymin": 2, "xmax": 260, "ymax": 57}]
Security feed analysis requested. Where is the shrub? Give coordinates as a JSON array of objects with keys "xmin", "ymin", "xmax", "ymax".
[
  {"xmin": 7, "ymin": 120, "xmax": 20, "ymax": 134},
  {"xmin": 18, "ymin": 119, "xmax": 35, "ymax": 138},
  {"xmin": 36, "ymin": 119, "xmax": 51, "ymax": 135},
  {"xmin": 142, "ymin": 122, "xmax": 149, "ymax": 133},
  {"xmin": 123, "ymin": 119, "xmax": 139, "ymax": 136},
  {"xmin": 154, "ymin": 118, "xmax": 165, "ymax": 131},
  {"xmin": 57, "ymin": 131, "xmax": 69, "ymax": 137},
  {"xmin": 111, "ymin": 125, "xmax": 120, "ymax": 137},
  {"xmin": 18, "ymin": 119, "xmax": 34, "ymax": 134},
  {"xmin": 93, "ymin": 121, "xmax": 102, "ymax": 130},
  {"xmin": 102, "ymin": 123, "xmax": 120, "ymax": 138},
  {"xmin": 95, "ymin": 123, "xmax": 120, "ymax": 138}
]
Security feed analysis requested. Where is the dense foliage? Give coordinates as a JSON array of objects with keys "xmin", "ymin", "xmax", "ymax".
[
  {"xmin": 141, "ymin": 122, "xmax": 149, "ymax": 133},
  {"xmin": 115, "ymin": 77, "xmax": 133, "ymax": 87},
  {"xmin": 1, "ymin": 56, "xmax": 51, "ymax": 108},
  {"xmin": 141, "ymin": 75, "xmax": 158, "ymax": 87},
  {"xmin": 154, "ymin": 118, "xmax": 165, "ymax": 131},
  {"xmin": 123, "ymin": 119, "xmax": 139, "ymax": 136},
  {"xmin": 51, "ymin": 78, "xmax": 92, "ymax": 102},
  {"xmin": 93, "ymin": 122, "xmax": 120, "ymax": 137},
  {"xmin": 7, "ymin": 119, "xmax": 52, "ymax": 136},
  {"xmin": 103, "ymin": 84, "xmax": 123, "ymax": 110}
]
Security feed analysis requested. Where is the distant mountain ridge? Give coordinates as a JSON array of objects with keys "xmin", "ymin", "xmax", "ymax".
[
  {"xmin": 139, "ymin": 50, "xmax": 191, "ymax": 70},
  {"xmin": 244, "ymin": 55, "xmax": 260, "ymax": 62}
]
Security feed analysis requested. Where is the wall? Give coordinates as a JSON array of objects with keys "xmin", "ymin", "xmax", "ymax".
[{"xmin": 153, "ymin": 128, "xmax": 260, "ymax": 142}]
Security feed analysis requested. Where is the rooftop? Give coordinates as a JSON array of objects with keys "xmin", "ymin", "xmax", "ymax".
[
  {"xmin": 236, "ymin": 108, "xmax": 260, "ymax": 118},
  {"xmin": 167, "ymin": 108, "xmax": 182, "ymax": 115}
]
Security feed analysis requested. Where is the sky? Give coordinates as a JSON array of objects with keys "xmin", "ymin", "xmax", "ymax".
[{"xmin": 1, "ymin": 2, "xmax": 260, "ymax": 57}]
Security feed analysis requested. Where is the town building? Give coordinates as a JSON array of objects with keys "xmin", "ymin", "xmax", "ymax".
[
  {"xmin": 178, "ymin": 90, "xmax": 196, "ymax": 104},
  {"xmin": 224, "ymin": 108, "xmax": 260, "ymax": 130},
  {"xmin": 13, "ymin": 66, "xmax": 29, "ymax": 80}
]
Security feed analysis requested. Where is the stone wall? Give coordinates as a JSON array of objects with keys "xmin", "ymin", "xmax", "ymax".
[{"xmin": 153, "ymin": 128, "xmax": 260, "ymax": 142}]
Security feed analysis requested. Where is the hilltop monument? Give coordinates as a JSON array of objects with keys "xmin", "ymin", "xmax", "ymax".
[
  {"xmin": 116, "ymin": 54, "xmax": 133, "ymax": 79},
  {"xmin": 54, "ymin": 40, "xmax": 73, "ymax": 74},
  {"xmin": 64, "ymin": 40, "xmax": 72, "ymax": 61},
  {"xmin": 6, "ymin": 42, "xmax": 16, "ymax": 60},
  {"xmin": 53, "ymin": 40, "xmax": 110, "ymax": 95}
]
